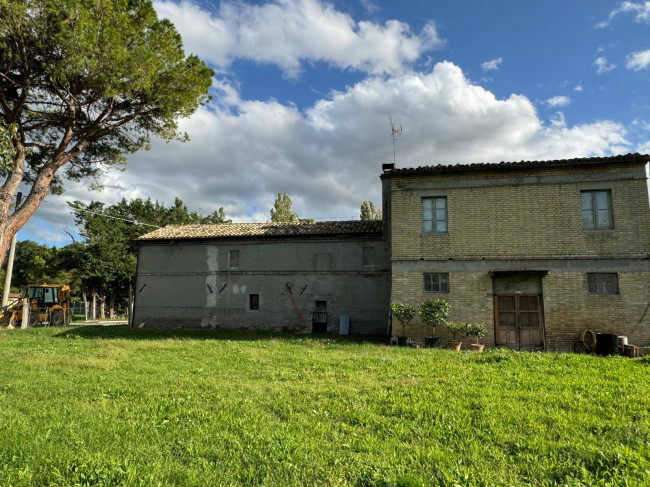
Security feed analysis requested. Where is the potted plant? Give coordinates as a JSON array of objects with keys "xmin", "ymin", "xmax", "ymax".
[
  {"xmin": 466, "ymin": 323, "xmax": 487, "ymax": 352},
  {"xmin": 446, "ymin": 321, "xmax": 466, "ymax": 350},
  {"xmin": 419, "ymin": 299, "xmax": 450, "ymax": 348},
  {"xmin": 390, "ymin": 302, "xmax": 415, "ymax": 346}
]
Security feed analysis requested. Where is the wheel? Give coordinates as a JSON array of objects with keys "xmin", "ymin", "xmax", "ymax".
[
  {"xmin": 29, "ymin": 312, "xmax": 39, "ymax": 326},
  {"xmin": 50, "ymin": 310, "xmax": 64, "ymax": 326},
  {"xmin": 573, "ymin": 340, "xmax": 591, "ymax": 354}
]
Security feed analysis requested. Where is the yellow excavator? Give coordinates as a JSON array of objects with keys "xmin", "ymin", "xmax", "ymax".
[{"xmin": 1, "ymin": 284, "xmax": 71, "ymax": 327}]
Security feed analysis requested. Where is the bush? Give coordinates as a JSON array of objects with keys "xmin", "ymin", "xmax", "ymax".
[
  {"xmin": 391, "ymin": 302, "xmax": 415, "ymax": 336},
  {"xmin": 446, "ymin": 322, "xmax": 467, "ymax": 341},
  {"xmin": 418, "ymin": 299, "xmax": 450, "ymax": 336},
  {"xmin": 466, "ymin": 323, "xmax": 487, "ymax": 343}
]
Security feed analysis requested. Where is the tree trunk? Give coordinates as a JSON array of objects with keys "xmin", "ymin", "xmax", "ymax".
[
  {"xmin": 91, "ymin": 292, "xmax": 97, "ymax": 320},
  {"xmin": 99, "ymin": 294, "xmax": 106, "ymax": 319},
  {"xmin": 82, "ymin": 292, "xmax": 89, "ymax": 321},
  {"xmin": 109, "ymin": 294, "xmax": 115, "ymax": 319}
]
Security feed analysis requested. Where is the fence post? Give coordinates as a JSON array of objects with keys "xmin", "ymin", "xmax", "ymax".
[{"xmin": 21, "ymin": 298, "xmax": 29, "ymax": 329}]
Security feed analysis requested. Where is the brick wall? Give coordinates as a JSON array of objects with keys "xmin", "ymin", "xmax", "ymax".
[
  {"xmin": 390, "ymin": 163, "xmax": 650, "ymax": 260},
  {"xmin": 388, "ymin": 161, "xmax": 650, "ymax": 351}
]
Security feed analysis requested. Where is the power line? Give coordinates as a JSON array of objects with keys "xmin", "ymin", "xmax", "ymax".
[{"xmin": 45, "ymin": 200, "xmax": 160, "ymax": 228}]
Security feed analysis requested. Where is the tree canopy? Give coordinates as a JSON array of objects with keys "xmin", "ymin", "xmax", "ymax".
[
  {"xmin": 0, "ymin": 0, "xmax": 214, "ymax": 264},
  {"xmin": 270, "ymin": 193, "xmax": 299, "ymax": 222},
  {"xmin": 360, "ymin": 201, "xmax": 382, "ymax": 220}
]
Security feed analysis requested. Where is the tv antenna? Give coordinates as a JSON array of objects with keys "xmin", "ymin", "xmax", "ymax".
[{"xmin": 388, "ymin": 113, "xmax": 402, "ymax": 165}]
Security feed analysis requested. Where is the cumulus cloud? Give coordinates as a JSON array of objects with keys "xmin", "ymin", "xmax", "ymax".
[
  {"xmin": 545, "ymin": 96, "xmax": 571, "ymax": 107},
  {"xmin": 481, "ymin": 57, "xmax": 502, "ymax": 71},
  {"xmin": 626, "ymin": 49, "xmax": 650, "ymax": 70},
  {"xmin": 25, "ymin": 61, "xmax": 633, "ymax": 241},
  {"xmin": 153, "ymin": 0, "xmax": 444, "ymax": 77},
  {"xmin": 594, "ymin": 56, "xmax": 616, "ymax": 73},
  {"xmin": 596, "ymin": 1, "xmax": 650, "ymax": 27},
  {"xmin": 574, "ymin": 85, "xmax": 583, "ymax": 92}
]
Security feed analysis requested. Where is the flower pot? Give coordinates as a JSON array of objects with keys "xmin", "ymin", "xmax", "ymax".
[
  {"xmin": 470, "ymin": 343, "xmax": 484, "ymax": 352},
  {"xmin": 448, "ymin": 341, "xmax": 462, "ymax": 351},
  {"xmin": 397, "ymin": 336, "xmax": 409, "ymax": 347},
  {"xmin": 424, "ymin": 336, "xmax": 441, "ymax": 348}
]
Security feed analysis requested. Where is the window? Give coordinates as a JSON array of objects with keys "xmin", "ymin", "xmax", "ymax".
[
  {"xmin": 362, "ymin": 247, "xmax": 375, "ymax": 268},
  {"xmin": 587, "ymin": 273, "xmax": 619, "ymax": 295},
  {"xmin": 424, "ymin": 273, "xmax": 449, "ymax": 293},
  {"xmin": 249, "ymin": 294, "xmax": 259, "ymax": 310},
  {"xmin": 581, "ymin": 190, "xmax": 613, "ymax": 230},
  {"xmin": 228, "ymin": 250, "xmax": 239, "ymax": 268},
  {"xmin": 422, "ymin": 197, "xmax": 447, "ymax": 233}
]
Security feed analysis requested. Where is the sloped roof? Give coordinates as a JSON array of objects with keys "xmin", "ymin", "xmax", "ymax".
[
  {"xmin": 138, "ymin": 220, "xmax": 383, "ymax": 241},
  {"xmin": 382, "ymin": 153, "xmax": 649, "ymax": 178}
]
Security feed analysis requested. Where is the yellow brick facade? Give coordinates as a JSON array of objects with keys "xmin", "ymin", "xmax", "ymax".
[{"xmin": 386, "ymin": 160, "xmax": 650, "ymax": 351}]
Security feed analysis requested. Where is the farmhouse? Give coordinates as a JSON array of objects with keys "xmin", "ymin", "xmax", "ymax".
[
  {"xmin": 383, "ymin": 152, "xmax": 650, "ymax": 351},
  {"xmin": 134, "ymin": 153, "xmax": 650, "ymax": 351},
  {"xmin": 133, "ymin": 220, "xmax": 390, "ymax": 334}
]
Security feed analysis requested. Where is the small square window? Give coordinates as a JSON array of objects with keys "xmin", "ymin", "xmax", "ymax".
[
  {"xmin": 424, "ymin": 273, "xmax": 449, "ymax": 293},
  {"xmin": 249, "ymin": 294, "xmax": 259, "ymax": 310},
  {"xmin": 581, "ymin": 190, "xmax": 613, "ymax": 230},
  {"xmin": 586, "ymin": 273, "xmax": 619, "ymax": 295},
  {"xmin": 228, "ymin": 250, "xmax": 239, "ymax": 268},
  {"xmin": 422, "ymin": 197, "xmax": 447, "ymax": 233},
  {"xmin": 362, "ymin": 247, "xmax": 375, "ymax": 268}
]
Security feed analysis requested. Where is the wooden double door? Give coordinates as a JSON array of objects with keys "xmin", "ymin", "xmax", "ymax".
[{"xmin": 494, "ymin": 294, "xmax": 545, "ymax": 350}]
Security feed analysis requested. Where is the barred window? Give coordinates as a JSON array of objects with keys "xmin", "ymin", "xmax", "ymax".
[
  {"xmin": 249, "ymin": 294, "xmax": 260, "ymax": 310},
  {"xmin": 424, "ymin": 273, "xmax": 449, "ymax": 293},
  {"xmin": 586, "ymin": 273, "xmax": 619, "ymax": 295}
]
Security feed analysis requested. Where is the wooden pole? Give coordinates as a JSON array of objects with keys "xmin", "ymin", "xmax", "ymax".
[
  {"xmin": 20, "ymin": 298, "xmax": 29, "ymax": 329},
  {"xmin": 2, "ymin": 192, "xmax": 22, "ymax": 307}
]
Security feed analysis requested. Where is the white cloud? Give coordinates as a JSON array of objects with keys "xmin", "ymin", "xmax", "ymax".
[
  {"xmin": 481, "ymin": 57, "xmax": 502, "ymax": 71},
  {"xmin": 626, "ymin": 49, "xmax": 650, "ymax": 70},
  {"xmin": 594, "ymin": 56, "xmax": 616, "ymax": 73},
  {"xmin": 360, "ymin": 0, "xmax": 378, "ymax": 14},
  {"xmin": 545, "ymin": 96, "xmax": 571, "ymax": 107},
  {"xmin": 597, "ymin": 1, "xmax": 650, "ymax": 27},
  {"xmin": 574, "ymin": 85, "xmax": 583, "ymax": 92},
  {"xmin": 153, "ymin": 0, "xmax": 444, "ymax": 77},
  {"xmin": 26, "ymin": 61, "xmax": 633, "ymax": 242}
]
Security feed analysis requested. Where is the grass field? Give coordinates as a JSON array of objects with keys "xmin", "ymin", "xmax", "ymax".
[{"xmin": 0, "ymin": 327, "xmax": 649, "ymax": 486}]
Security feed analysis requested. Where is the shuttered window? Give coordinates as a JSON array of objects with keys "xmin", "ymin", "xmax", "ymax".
[
  {"xmin": 581, "ymin": 190, "xmax": 613, "ymax": 230},
  {"xmin": 586, "ymin": 273, "xmax": 619, "ymax": 295},
  {"xmin": 422, "ymin": 197, "xmax": 447, "ymax": 233}
]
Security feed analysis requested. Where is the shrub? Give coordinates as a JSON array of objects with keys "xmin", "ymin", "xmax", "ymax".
[
  {"xmin": 466, "ymin": 323, "xmax": 487, "ymax": 344},
  {"xmin": 418, "ymin": 299, "xmax": 451, "ymax": 336},
  {"xmin": 446, "ymin": 322, "xmax": 467, "ymax": 341},
  {"xmin": 390, "ymin": 302, "xmax": 416, "ymax": 336}
]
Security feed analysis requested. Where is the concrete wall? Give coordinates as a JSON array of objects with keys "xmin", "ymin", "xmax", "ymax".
[
  {"xmin": 133, "ymin": 236, "xmax": 390, "ymax": 335},
  {"xmin": 387, "ymin": 161, "xmax": 650, "ymax": 350}
]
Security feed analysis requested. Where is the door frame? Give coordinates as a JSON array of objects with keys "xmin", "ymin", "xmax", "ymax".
[{"xmin": 493, "ymin": 293, "xmax": 545, "ymax": 351}]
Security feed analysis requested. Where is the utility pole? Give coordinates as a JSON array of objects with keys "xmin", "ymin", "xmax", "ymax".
[{"xmin": 2, "ymin": 191, "xmax": 22, "ymax": 307}]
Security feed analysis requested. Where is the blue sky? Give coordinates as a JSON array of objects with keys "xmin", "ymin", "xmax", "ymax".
[{"xmin": 22, "ymin": 0, "xmax": 650, "ymax": 245}]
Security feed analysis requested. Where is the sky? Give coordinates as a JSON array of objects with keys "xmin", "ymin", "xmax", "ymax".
[{"xmin": 20, "ymin": 0, "xmax": 650, "ymax": 245}]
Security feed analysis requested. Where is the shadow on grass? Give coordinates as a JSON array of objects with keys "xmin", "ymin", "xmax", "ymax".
[{"xmin": 55, "ymin": 325, "xmax": 389, "ymax": 345}]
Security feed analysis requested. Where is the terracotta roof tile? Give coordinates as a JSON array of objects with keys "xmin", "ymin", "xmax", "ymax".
[
  {"xmin": 138, "ymin": 220, "xmax": 383, "ymax": 241},
  {"xmin": 382, "ymin": 153, "xmax": 649, "ymax": 178}
]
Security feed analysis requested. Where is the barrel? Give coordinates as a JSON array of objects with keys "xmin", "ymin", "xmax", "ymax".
[{"xmin": 595, "ymin": 333, "xmax": 618, "ymax": 356}]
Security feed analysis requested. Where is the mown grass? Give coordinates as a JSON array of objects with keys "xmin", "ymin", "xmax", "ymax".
[{"xmin": 0, "ymin": 327, "xmax": 649, "ymax": 486}]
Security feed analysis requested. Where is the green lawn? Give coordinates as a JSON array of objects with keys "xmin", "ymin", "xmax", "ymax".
[{"xmin": 0, "ymin": 327, "xmax": 648, "ymax": 486}]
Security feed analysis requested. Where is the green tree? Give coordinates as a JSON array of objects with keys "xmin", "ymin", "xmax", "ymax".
[
  {"xmin": 0, "ymin": 0, "xmax": 213, "ymax": 265},
  {"xmin": 419, "ymin": 299, "xmax": 451, "ymax": 337},
  {"xmin": 390, "ymin": 302, "xmax": 415, "ymax": 337},
  {"xmin": 360, "ymin": 201, "xmax": 382, "ymax": 220},
  {"xmin": 270, "ymin": 193, "xmax": 299, "ymax": 222}
]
